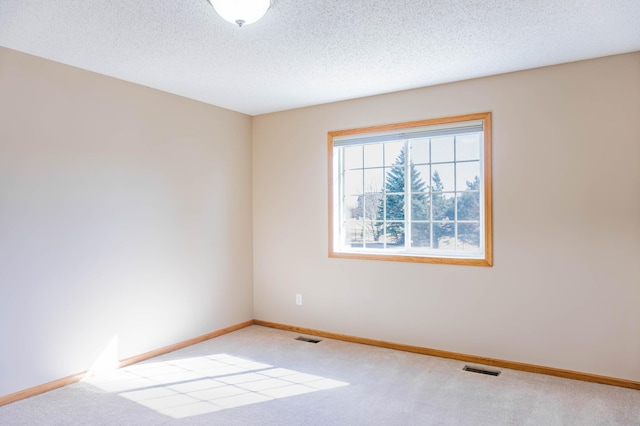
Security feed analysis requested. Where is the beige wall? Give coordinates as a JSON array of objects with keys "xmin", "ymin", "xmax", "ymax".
[
  {"xmin": 0, "ymin": 47, "xmax": 253, "ymax": 396},
  {"xmin": 2, "ymin": 45, "xmax": 639, "ymax": 397},
  {"xmin": 253, "ymin": 53, "xmax": 640, "ymax": 381}
]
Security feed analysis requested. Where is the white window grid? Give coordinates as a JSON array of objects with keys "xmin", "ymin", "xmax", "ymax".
[{"xmin": 335, "ymin": 133, "xmax": 485, "ymax": 257}]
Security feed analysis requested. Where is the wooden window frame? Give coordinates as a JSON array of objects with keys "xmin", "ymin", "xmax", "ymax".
[{"xmin": 328, "ymin": 112, "xmax": 493, "ymax": 266}]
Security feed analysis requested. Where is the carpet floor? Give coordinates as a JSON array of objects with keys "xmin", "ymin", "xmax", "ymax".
[{"xmin": 1, "ymin": 325, "xmax": 639, "ymax": 425}]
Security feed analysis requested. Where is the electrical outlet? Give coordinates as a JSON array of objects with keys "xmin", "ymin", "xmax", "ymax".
[{"xmin": 296, "ymin": 294, "xmax": 303, "ymax": 306}]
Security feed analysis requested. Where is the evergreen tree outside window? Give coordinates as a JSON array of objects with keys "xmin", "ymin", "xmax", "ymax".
[{"xmin": 329, "ymin": 112, "xmax": 492, "ymax": 266}]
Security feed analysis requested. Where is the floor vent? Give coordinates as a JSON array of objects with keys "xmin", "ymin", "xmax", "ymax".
[
  {"xmin": 463, "ymin": 365, "xmax": 501, "ymax": 376},
  {"xmin": 295, "ymin": 336, "xmax": 322, "ymax": 344}
]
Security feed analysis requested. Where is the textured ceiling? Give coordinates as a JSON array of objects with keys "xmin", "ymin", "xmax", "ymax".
[{"xmin": 1, "ymin": 1, "xmax": 639, "ymax": 116}]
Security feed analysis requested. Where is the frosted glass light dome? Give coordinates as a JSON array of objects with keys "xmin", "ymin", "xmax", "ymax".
[{"xmin": 208, "ymin": 0, "xmax": 273, "ymax": 27}]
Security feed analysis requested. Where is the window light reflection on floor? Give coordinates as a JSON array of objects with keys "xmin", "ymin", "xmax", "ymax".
[{"xmin": 82, "ymin": 353, "xmax": 349, "ymax": 419}]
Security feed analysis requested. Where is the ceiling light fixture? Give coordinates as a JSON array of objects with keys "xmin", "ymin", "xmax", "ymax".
[{"xmin": 208, "ymin": 0, "xmax": 273, "ymax": 27}]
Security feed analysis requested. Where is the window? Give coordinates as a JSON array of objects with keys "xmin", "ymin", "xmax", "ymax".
[{"xmin": 328, "ymin": 112, "xmax": 492, "ymax": 266}]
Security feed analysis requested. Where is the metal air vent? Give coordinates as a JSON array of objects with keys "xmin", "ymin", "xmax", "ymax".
[
  {"xmin": 295, "ymin": 336, "xmax": 322, "ymax": 344},
  {"xmin": 463, "ymin": 365, "xmax": 501, "ymax": 376}
]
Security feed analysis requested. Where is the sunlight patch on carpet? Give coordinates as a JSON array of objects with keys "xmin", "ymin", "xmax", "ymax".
[{"xmin": 82, "ymin": 353, "xmax": 348, "ymax": 419}]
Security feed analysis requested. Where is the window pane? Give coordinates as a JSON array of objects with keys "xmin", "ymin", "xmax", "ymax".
[
  {"xmin": 384, "ymin": 221, "xmax": 405, "ymax": 246},
  {"xmin": 411, "ymin": 223, "xmax": 431, "ymax": 248},
  {"xmin": 344, "ymin": 195, "xmax": 361, "ymax": 220},
  {"xmin": 432, "ymin": 222, "xmax": 454, "ymax": 249},
  {"xmin": 456, "ymin": 161, "xmax": 480, "ymax": 191},
  {"xmin": 364, "ymin": 143, "xmax": 383, "ymax": 168},
  {"xmin": 411, "ymin": 165, "xmax": 429, "ymax": 192},
  {"xmin": 432, "ymin": 193, "xmax": 454, "ymax": 220},
  {"xmin": 344, "ymin": 220, "xmax": 364, "ymax": 247},
  {"xmin": 364, "ymin": 168, "xmax": 384, "ymax": 193},
  {"xmin": 363, "ymin": 193, "xmax": 383, "ymax": 221},
  {"xmin": 409, "ymin": 138, "xmax": 429, "ymax": 164},
  {"xmin": 411, "ymin": 194, "xmax": 430, "ymax": 220},
  {"xmin": 384, "ymin": 141, "xmax": 404, "ymax": 166},
  {"xmin": 364, "ymin": 221, "xmax": 384, "ymax": 248},
  {"xmin": 385, "ymin": 194, "xmax": 404, "ymax": 220},
  {"xmin": 457, "ymin": 191, "xmax": 480, "ymax": 220},
  {"xmin": 456, "ymin": 134, "xmax": 480, "ymax": 161},
  {"xmin": 409, "ymin": 164, "xmax": 429, "ymax": 192},
  {"xmin": 431, "ymin": 136, "xmax": 454, "ymax": 163},
  {"xmin": 370, "ymin": 221, "xmax": 385, "ymax": 248},
  {"xmin": 343, "ymin": 145, "xmax": 363, "ymax": 169},
  {"xmin": 432, "ymin": 164, "xmax": 454, "ymax": 192},
  {"xmin": 457, "ymin": 223, "xmax": 481, "ymax": 251},
  {"xmin": 384, "ymin": 167, "xmax": 405, "ymax": 194},
  {"xmin": 344, "ymin": 169, "xmax": 363, "ymax": 195}
]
